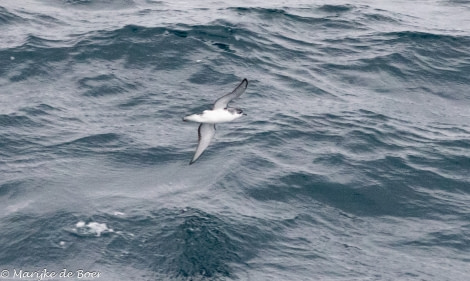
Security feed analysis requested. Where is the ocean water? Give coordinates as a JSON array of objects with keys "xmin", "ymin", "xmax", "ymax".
[{"xmin": 1, "ymin": 0, "xmax": 470, "ymax": 280}]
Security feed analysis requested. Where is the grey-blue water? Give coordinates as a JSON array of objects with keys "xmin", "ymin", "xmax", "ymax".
[{"xmin": 1, "ymin": 0, "xmax": 470, "ymax": 280}]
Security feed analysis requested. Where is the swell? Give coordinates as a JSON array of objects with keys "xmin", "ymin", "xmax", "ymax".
[
  {"xmin": 0, "ymin": 104, "xmax": 62, "ymax": 161},
  {"xmin": 1, "ymin": 22, "xmax": 260, "ymax": 82},
  {"xmin": 0, "ymin": 207, "xmax": 265, "ymax": 280},
  {"xmin": 221, "ymin": 5, "xmax": 470, "ymax": 102},
  {"xmin": 242, "ymin": 108, "xmax": 470, "ymax": 218},
  {"xmin": 322, "ymin": 30, "xmax": 470, "ymax": 99},
  {"xmin": 2, "ymin": 5, "xmax": 468, "ymax": 168},
  {"xmin": 223, "ymin": 6, "xmax": 470, "ymax": 102},
  {"xmin": 56, "ymin": 0, "xmax": 137, "ymax": 10},
  {"xmin": 0, "ymin": 6, "xmax": 25, "ymax": 25},
  {"xmin": 3, "ymin": 4, "xmax": 470, "ymax": 95}
]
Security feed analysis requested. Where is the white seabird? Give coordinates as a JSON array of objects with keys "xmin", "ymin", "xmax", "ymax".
[{"xmin": 183, "ymin": 78, "xmax": 248, "ymax": 164}]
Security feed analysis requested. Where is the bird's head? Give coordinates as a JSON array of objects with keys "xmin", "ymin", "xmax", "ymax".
[{"xmin": 229, "ymin": 108, "xmax": 246, "ymax": 117}]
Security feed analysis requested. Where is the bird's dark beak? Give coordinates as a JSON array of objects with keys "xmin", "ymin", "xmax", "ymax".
[{"xmin": 243, "ymin": 113, "xmax": 247, "ymax": 116}]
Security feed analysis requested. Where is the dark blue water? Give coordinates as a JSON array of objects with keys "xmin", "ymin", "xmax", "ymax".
[{"xmin": 1, "ymin": 1, "xmax": 469, "ymax": 280}]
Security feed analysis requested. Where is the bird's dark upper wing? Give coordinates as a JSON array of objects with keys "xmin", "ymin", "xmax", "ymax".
[
  {"xmin": 213, "ymin": 78, "xmax": 248, "ymax": 110},
  {"xmin": 190, "ymin": 123, "xmax": 216, "ymax": 164}
]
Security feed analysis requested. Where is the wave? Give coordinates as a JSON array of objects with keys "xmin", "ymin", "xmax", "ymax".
[
  {"xmin": 4, "ymin": 8, "xmax": 468, "ymax": 100},
  {"xmin": 0, "ymin": 6, "xmax": 25, "ymax": 25},
  {"xmin": 0, "ymin": 208, "xmax": 262, "ymax": 280},
  {"xmin": 1, "ymin": 3, "xmax": 469, "ymax": 279}
]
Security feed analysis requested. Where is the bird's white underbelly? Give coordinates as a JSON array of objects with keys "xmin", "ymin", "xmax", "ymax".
[{"xmin": 185, "ymin": 109, "xmax": 240, "ymax": 123}]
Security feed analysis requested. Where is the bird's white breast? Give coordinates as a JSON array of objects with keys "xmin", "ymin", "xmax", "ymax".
[{"xmin": 185, "ymin": 109, "xmax": 242, "ymax": 123}]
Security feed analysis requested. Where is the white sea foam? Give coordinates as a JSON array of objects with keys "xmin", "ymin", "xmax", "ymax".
[{"xmin": 75, "ymin": 221, "xmax": 114, "ymax": 237}]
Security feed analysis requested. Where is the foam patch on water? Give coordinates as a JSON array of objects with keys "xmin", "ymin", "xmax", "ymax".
[
  {"xmin": 76, "ymin": 221, "xmax": 86, "ymax": 228},
  {"xmin": 74, "ymin": 220, "xmax": 114, "ymax": 237}
]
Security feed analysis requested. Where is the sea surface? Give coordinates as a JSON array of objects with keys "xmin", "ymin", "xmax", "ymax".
[{"xmin": 1, "ymin": 0, "xmax": 469, "ymax": 280}]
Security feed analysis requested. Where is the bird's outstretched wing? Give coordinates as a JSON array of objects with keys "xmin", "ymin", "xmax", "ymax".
[
  {"xmin": 190, "ymin": 123, "xmax": 216, "ymax": 164},
  {"xmin": 213, "ymin": 78, "xmax": 248, "ymax": 110}
]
